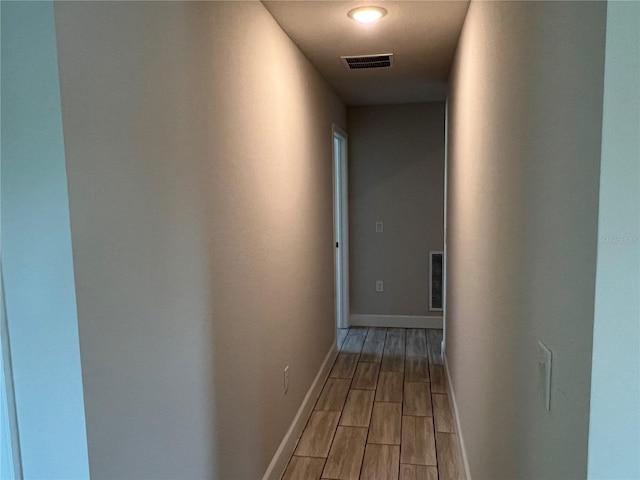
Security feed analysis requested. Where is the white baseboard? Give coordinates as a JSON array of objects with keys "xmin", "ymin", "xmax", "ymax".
[
  {"xmin": 349, "ymin": 314, "xmax": 442, "ymax": 329},
  {"xmin": 444, "ymin": 357, "xmax": 472, "ymax": 480},
  {"xmin": 262, "ymin": 339, "xmax": 338, "ymax": 480}
]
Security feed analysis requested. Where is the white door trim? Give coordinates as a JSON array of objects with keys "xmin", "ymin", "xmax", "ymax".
[
  {"xmin": 1, "ymin": 267, "xmax": 23, "ymax": 479},
  {"xmin": 332, "ymin": 124, "xmax": 349, "ymax": 329}
]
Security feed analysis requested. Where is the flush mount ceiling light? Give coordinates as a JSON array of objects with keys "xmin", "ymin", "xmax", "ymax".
[{"xmin": 348, "ymin": 6, "xmax": 387, "ymax": 24}]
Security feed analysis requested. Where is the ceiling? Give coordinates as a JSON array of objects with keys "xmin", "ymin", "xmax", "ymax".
[{"xmin": 262, "ymin": 1, "xmax": 470, "ymax": 106}]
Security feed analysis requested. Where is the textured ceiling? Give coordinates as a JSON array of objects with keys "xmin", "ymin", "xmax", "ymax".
[{"xmin": 263, "ymin": 1, "xmax": 470, "ymax": 105}]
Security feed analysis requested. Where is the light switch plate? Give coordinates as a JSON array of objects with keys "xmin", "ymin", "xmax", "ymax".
[
  {"xmin": 375, "ymin": 221, "xmax": 383, "ymax": 233},
  {"xmin": 538, "ymin": 341, "xmax": 552, "ymax": 410},
  {"xmin": 375, "ymin": 280, "xmax": 384, "ymax": 292}
]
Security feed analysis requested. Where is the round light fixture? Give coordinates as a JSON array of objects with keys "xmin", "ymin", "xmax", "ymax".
[{"xmin": 348, "ymin": 6, "xmax": 387, "ymax": 24}]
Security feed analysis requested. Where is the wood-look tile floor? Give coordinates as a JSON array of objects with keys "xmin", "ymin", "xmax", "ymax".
[{"xmin": 282, "ymin": 327, "xmax": 464, "ymax": 480}]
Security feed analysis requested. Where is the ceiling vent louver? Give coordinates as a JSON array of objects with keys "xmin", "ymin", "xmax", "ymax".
[{"xmin": 341, "ymin": 54, "xmax": 394, "ymax": 70}]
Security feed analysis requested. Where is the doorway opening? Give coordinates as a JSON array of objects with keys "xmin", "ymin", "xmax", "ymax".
[{"xmin": 332, "ymin": 125, "xmax": 349, "ymax": 333}]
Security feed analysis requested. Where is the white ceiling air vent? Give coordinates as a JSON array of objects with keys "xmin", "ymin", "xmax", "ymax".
[{"xmin": 341, "ymin": 54, "xmax": 394, "ymax": 70}]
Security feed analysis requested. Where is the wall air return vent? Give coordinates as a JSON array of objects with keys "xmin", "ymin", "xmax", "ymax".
[{"xmin": 341, "ymin": 54, "xmax": 394, "ymax": 70}]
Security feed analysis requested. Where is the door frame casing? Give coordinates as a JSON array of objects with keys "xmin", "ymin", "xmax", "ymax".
[
  {"xmin": 1, "ymin": 267, "xmax": 23, "ymax": 479},
  {"xmin": 442, "ymin": 99, "xmax": 449, "ymax": 356},
  {"xmin": 332, "ymin": 124, "xmax": 349, "ymax": 329}
]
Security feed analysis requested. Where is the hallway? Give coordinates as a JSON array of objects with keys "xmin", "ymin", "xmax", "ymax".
[
  {"xmin": 2, "ymin": 1, "xmax": 637, "ymax": 478},
  {"xmin": 283, "ymin": 328, "xmax": 463, "ymax": 480}
]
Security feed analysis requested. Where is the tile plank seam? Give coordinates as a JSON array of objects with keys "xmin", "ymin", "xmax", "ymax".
[
  {"xmin": 319, "ymin": 327, "xmax": 367, "ymax": 478},
  {"xmin": 321, "ymin": 350, "xmax": 358, "ymax": 472},
  {"xmin": 286, "ymin": 328, "xmax": 366, "ymax": 476},
  {"xmin": 357, "ymin": 327, "xmax": 386, "ymax": 479},
  {"xmin": 282, "ymin": 328, "xmax": 457, "ymax": 480}
]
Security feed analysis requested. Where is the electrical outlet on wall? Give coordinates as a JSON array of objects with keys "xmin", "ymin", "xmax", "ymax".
[
  {"xmin": 375, "ymin": 221, "xmax": 384, "ymax": 233},
  {"xmin": 375, "ymin": 280, "xmax": 384, "ymax": 292},
  {"xmin": 284, "ymin": 366, "xmax": 289, "ymax": 394},
  {"xmin": 538, "ymin": 341, "xmax": 552, "ymax": 410}
]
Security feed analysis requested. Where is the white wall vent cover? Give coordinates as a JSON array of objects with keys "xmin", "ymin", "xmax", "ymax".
[{"xmin": 341, "ymin": 54, "xmax": 394, "ymax": 70}]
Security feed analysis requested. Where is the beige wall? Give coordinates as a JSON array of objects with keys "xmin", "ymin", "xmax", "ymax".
[
  {"xmin": 54, "ymin": 2, "xmax": 345, "ymax": 478},
  {"xmin": 447, "ymin": 1, "xmax": 606, "ymax": 478},
  {"xmin": 348, "ymin": 103, "xmax": 445, "ymax": 316}
]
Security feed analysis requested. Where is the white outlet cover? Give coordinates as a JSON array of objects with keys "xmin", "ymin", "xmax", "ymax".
[
  {"xmin": 375, "ymin": 280, "xmax": 384, "ymax": 292},
  {"xmin": 375, "ymin": 221, "xmax": 383, "ymax": 233},
  {"xmin": 538, "ymin": 341, "xmax": 552, "ymax": 410}
]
